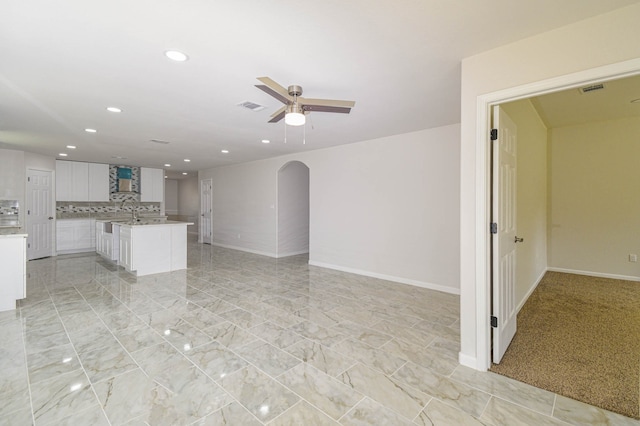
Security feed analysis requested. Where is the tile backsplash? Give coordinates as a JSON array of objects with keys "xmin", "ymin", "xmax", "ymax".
[{"xmin": 56, "ymin": 200, "xmax": 160, "ymax": 218}]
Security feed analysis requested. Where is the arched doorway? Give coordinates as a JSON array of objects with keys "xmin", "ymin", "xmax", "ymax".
[{"xmin": 277, "ymin": 161, "xmax": 309, "ymax": 258}]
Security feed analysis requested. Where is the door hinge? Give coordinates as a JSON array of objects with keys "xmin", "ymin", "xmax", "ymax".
[
  {"xmin": 490, "ymin": 222, "xmax": 497, "ymax": 234},
  {"xmin": 490, "ymin": 128, "xmax": 498, "ymax": 140},
  {"xmin": 27, "ymin": 210, "xmax": 30, "ymax": 215},
  {"xmin": 491, "ymin": 316, "xmax": 498, "ymax": 328},
  {"xmin": 27, "ymin": 243, "xmax": 31, "ymax": 249},
  {"xmin": 27, "ymin": 177, "xmax": 31, "ymax": 182}
]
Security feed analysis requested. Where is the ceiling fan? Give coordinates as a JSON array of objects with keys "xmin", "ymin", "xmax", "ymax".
[{"xmin": 255, "ymin": 77, "xmax": 355, "ymax": 126}]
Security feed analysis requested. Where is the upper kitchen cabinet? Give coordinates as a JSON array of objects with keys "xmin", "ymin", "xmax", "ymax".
[
  {"xmin": 140, "ymin": 167, "xmax": 164, "ymax": 202},
  {"xmin": 56, "ymin": 160, "xmax": 89, "ymax": 201},
  {"xmin": 56, "ymin": 160, "xmax": 109, "ymax": 202},
  {"xmin": 88, "ymin": 163, "xmax": 109, "ymax": 201}
]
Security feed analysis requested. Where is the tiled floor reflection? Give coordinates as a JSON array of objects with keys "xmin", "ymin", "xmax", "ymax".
[{"xmin": 1, "ymin": 240, "xmax": 638, "ymax": 425}]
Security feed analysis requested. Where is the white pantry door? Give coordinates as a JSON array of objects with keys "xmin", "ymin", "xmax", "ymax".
[
  {"xmin": 200, "ymin": 179, "xmax": 212, "ymax": 244},
  {"xmin": 492, "ymin": 105, "xmax": 518, "ymax": 364},
  {"xmin": 27, "ymin": 169, "xmax": 55, "ymax": 260}
]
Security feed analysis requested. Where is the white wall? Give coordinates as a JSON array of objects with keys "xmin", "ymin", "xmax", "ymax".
[
  {"xmin": 277, "ymin": 161, "xmax": 309, "ymax": 257},
  {"xmin": 549, "ymin": 117, "xmax": 640, "ymax": 280},
  {"xmin": 200, "ymin": 123, "xmax": 461, "ymax": 294},
  {"xmin": 178, "ymin": 177, "xmax": 199, "ymax": 235},
  {"xmin": 165, "ymin": 179, "xmax": 178, "ymax": 215},
  {"xmin": 459, "ymin": 3, "xmax": 640, "ymax": 369},
  {"xmin": 501, "ymin": 100, "xmax": 548, "ymax": 310}
]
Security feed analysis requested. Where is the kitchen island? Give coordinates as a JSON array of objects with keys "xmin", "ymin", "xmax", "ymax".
[
  {"xmin": 96, "ymin": 219, "xmax": 193, "ymax": 276},
  {"xmin": 0, "ymin": 233, "xmax": 27, "ymax": 311}
]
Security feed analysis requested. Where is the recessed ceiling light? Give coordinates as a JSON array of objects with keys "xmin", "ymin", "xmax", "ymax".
[
  {"xmin": 58, "ymin": 153, "xmax": 68, "ymax": 157},
  {"xmin": 182, "ymin": 172, "xmax": 188, "ymax": 175},
  {"xmin": 221, "ymin": 149, "xmax": 229, "ymax": 154},
  {"xmin": 106, "ymin": 107, "xmax": 122, "ymax": 113},
  {"xmin": 164, "ymin": 163, "xmax": 171, "ymax": 167},
  {"xmin": 165, "ymin": 50, "xmax": 189, "ymax": 62},
  {"xmin": 66, "ymin": 145, "xmax": 76, "ymax": 149},
  {"xmin": 85, "ymin": 128, "xmax": 97, "ymax": 133},
  {"xmin": 184, "ymin": 159, "xmax": 190, "ymax": 162},
  {"xmin": 261, "ymin": 139, "xmax": 270, "ymax": 144}
]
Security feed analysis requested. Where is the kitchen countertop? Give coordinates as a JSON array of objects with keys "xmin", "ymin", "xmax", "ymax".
[
  {"xmin": 117, "ymin": 220, "xmax": 193, "ymax": 227},
  {"xmin": 0, "ymin": 232, "xmax": 27, "ymax": 238},
  {"xmin": 58, "ymin": 214, "xmax": 167, "ymax": 220}
]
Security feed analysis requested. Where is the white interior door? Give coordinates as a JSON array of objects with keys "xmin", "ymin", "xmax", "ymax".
[
  {"xmin": 491, "ymin": 105, "xmax": 518, "ymax": 364},
  {"xmin": 200, "ymin": 179, "xmax": 212, "ymax": 244},
  {"xmin": 27, "ymin": 169, "xmax": 54, "ymax": 260}
]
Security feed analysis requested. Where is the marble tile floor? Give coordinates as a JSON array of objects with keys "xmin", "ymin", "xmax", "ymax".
[{"xmin": 1, "ymin": 241, "xmax": 638, "ymax": 426}]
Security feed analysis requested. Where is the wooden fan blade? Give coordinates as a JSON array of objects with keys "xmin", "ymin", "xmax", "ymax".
[
  {"xmin": 299, "ymin": 97, "xmax": 355, "ymax": 109},
  {"xmin": 256, "ymin": 77, "xmax": 292, "ymax": 104},
  {"xmin": 268, "ymin": 106, "xmax": 286, "ymax": 123},
  {"xmin": 255, "ymin": 85, "xmax": 291, "ymax": 105},
  {"xmin": 303, "ymin": 105, "xmax": 352, "ymax": 114}
]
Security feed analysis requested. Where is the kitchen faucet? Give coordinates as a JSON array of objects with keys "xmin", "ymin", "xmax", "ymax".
[{"xmin": 121, "ymin": 199, "xmax": 139, "ymax": 221}]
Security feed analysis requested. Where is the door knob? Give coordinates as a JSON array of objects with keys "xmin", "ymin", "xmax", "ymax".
[
  {"xmin": 515, "ymin": 236, "xmax": 524, "ymax": 243},
  {"xmin": 48, "ymin": 217, "xmax": 54, "ymax": 220}
]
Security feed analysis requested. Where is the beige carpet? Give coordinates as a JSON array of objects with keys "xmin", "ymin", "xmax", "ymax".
[{"xmin": 490, "ymin": 271, "xmax": 640, "ymax": 419}]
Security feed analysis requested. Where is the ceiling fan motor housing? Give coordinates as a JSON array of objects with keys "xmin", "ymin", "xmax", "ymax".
[{"xmin": 288, "ymin": 85, "xmax": 303, "ymax": 97}]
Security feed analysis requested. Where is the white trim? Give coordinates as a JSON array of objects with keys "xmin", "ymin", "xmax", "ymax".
[
  {"xmin": 516, "ymin": 268, "xmax": 548, "ymax": 314},
  {"xmin": 309, "ymin": 260, "xmax": 460, "ymax": 295},
  {"xmin": 547, "ymin": 267, "xmax": 640, "ymax": 283},
  {"xmin": 474, "ymin": 58, "xmax": 640, "ymax": 371},
  {"xmin": 276, "ymin": 250, "xmax": 309, "ymax": 258},
  {"xmin": 458, "ymin": 352, "xmax": 480, "ymax": 370},
  {"xmin": 211, "ymin": 242, "xmax": 276, "ymax": 258}
]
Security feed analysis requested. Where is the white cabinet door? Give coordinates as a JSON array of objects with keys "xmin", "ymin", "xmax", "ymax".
[
  {"xmin": 57, "ymin": 219, "xmax": 95, "ymax": 252},
  {"xmin": 140, "ymin": 167, "xmax": 164, "ymax": 202},
  {"xmin": 95, "ymin": 222, "xmax": 104, "ymax": 256},
  {"xmin": 56, "ymin": 161, "xmax": 89, "ymax": 201},
  {"xmin": 56, "ymin": 220, "xmax": 76, "ymax": 251},
  {"xmin": 74, "ymin": 220, "xmax": 92, "ymax": 249},
  {"xmin": 119, "ymin": 226, "xmax": 132, "ymax": 270},
  {"xmin": 88, "ymin": 163, "xmax": 110, "ymax": 202},
  {"xmin": 56, "ymin": 160, "xmax": 72, "ymax": 201}
]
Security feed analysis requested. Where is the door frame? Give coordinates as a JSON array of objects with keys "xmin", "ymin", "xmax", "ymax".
[{"xmin": 473, "ymin": 58, "xmax": 640, "ymax": 371}]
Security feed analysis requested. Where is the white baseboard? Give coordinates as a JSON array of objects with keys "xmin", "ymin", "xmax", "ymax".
[
  {"xmin": 516, "ymin": 268, "xmax": 548, "ymax": 313},
  {"xmin": 211, "ymin": 242, "xmax": 276, "ymax": 258},
  {"xmin": 276, "ymin": 250, "xmax": 309, "ymax": 258},
  {"xmin": 308, "ymin": 260, "xmax": 460, "ymax": 295},
  {"xmin": 547, "ymin": 267, "xmax": 640, "ymax": 282}
]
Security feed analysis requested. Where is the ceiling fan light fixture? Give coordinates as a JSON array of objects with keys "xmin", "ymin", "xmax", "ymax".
[{"xmin": 285, "ymin": 104, "xmax": 305, "ymax": 126}]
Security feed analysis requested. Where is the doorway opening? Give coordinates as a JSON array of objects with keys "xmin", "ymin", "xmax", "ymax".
[
  {"xmin": 276, "ymin": 161, "xmax": 309, "ymax": 258},
  {"xmin": 200, "ymin": 178, "xmax": 212, "ymax": 245},
  {"xmin": 473, "ymin": 59, "xmax": 640, "ymax": 371},
  {"xmin": 485, "ymin": 67, "xmax": 640, "ymax": 418},
  {"xmin": 26, "ymin": 169, "xmax": 54, "ymax": 260}
]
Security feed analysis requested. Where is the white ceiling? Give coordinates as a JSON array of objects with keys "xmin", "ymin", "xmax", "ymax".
[{"xmin": 1, "ymin": 1, "xmax": 639, "ymax": 178}]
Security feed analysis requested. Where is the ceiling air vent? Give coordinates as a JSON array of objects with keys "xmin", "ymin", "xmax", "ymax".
[
  {"xmin": 237, "ymin": 101, "xmax": 266, "ymax": 111},
  {"xmin": 578, "ymin": 83, "xmax": 605, "ymax": 94}
]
